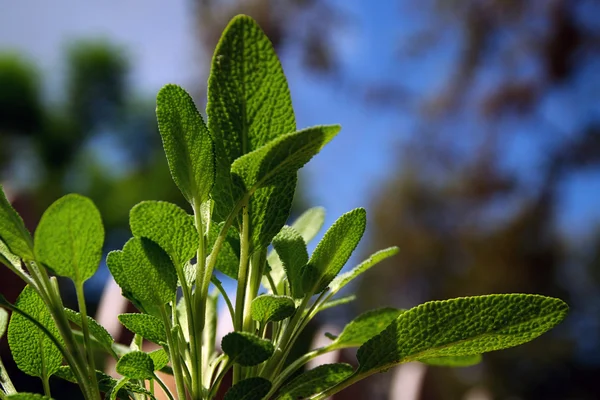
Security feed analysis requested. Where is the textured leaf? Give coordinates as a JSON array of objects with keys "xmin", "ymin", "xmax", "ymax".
[
  {"xmin": 108, "ymin": 238, "xmax": 177, "ymax": 307},
  {"xmin": 301, "ymin": 208, "xmax": 367, "ymax": 294},
  {"xmin": 357, "ymin": 294, "xmax": 569, "ymax": 374},
  {"xmin": 7, "ymin": 286, "xmax": 63, "ymax": 377},
  {"xmin": 130, "ymin": 201, "xmax": 198, "ymax": 268},
  {"xmin": 221, "ymin": 331, "xmax": 274, "ymax": 366},
  {"xmin": 329, "ymin": 247, "xmax": 399, "ymax": 294},
  {"xmin": 276, "ymin": 363, "xmax": 354, "ymax": 400},
  {"xmin": 224, "ymin": 377, "xmax": 271, "ymax": 400},
  {"xmin": 7, "ymin": 394, "xmax": 54, "ymax": 400},
  {"xmin": 330, "ymin": 308, "xmax": 403, "ymax": 349},
  {"xmin": 291, "ymin": 207, "xmax": 326, "ymax": 244},
  {"xmin": 148, "ymin": 348, "xmax": 169, "ymax": 371},
  {"xmin": 0, "ymin": 185, "xmax": 33, "ymax": 260},
  {"xmin": 118, "ymin": 313, "xmax": 166, "ymax": 344},
  {"xmin": 251, "ymin": 295, "xmax": 295, "ymax": 324},
  {"xmin": 156, "ymin": 84, "xmax": 215, "ymax": 204},
  {"xmin": 0, "ymin": 238, "xmax": 22, "ymax": 271},
  {"xmin": 64, "ymin": 308, "xmax": 114, "ymax": 351},
  {"xmin": 208, "ymin": 221, "xmax": 240, "ymax": 279},
  {"xmin": 421, "ymin": 354, "xmax": 482, "ymax": 367},
  {"xmin": 0, "ymin": 308, "xmax": 7, "ymax": 338},
  {"xmin": 231, "ymin": 125, "xmax": 340, "ymax": 195},
  {"xmin": 34, "ymin": 194, "xmax": 104, "ymax": 284},
  {"xmin": 272, "ymin": 226, "xmax": 308, "ymax": 298},
  {"xmin": 116, "ymin": 351, "xmax": 155, "ymax": 380},
  {"xmin": 207, "ymin": 15, "xmax": 296, "ymax": 221}
]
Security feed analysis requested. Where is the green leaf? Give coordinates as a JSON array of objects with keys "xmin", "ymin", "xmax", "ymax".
[
  {"xmin": 221, "ymin": 331, "xmax": 274, "ymax": 366},
  {"xmin": 251, "ymin": 295, "xmax": 295, "ymax": 324},
  {"xmin": 357, "ymin": 294, "xmax": 569, "ymax": 374},
  {"xmin": 0, "ymin": 308, "xmax": 7, "ymax": 338},
  {"xmin": 118, "ymin": 313, "xmax": 166, "ymax": 344},
  {"xmin": 330, "ymin": 308, "xmax": 404, "ymax": 349},
  {"xmin": 156, "ymin": 84, "xmax": 215, "ymax": 204},
  {"xmin": 116, "ymin": 351, "xmax": 155, "ymax": 380},
  {"xmin": 291, "ymin": 207, "xmax": 326, "ymax": 244},
  {"xmin": 130, "ymin": 201, "xmax": 198, "ymax": 268},
  {"xmin": 0, "ymin": 185, "xmax": 34, "ymax": 260},
  {"xmin": 319, "ymin": 295, "xmax": 356, "ymax": 312},
  {"xmin": 272, "ymin": 226, "xmax": 308, "ymax": 298},
  {"xmin": 0, "ymin": 238, "xmax": 22, "ymax": 272},
  {"xmin": 208, "ymin": 221, "xmax": 240, "ymax": 279},
  {"xmin": 207, "ymin": 14, "xmax": 296, "ymax": 221},
  {"xmin": 224, "ymin": 377, "xmax": 272, "ymax": 400},
  {"xmin": 329, "ymin": 247, "xmax": 399, "ymax": 294},
  {"xmin": 420, "ymin": 354, "xmax": 482, "ymax": 367},
  {"xmin": 7, "ymin": 394, "xmax": 54, "ymax": 400},
  {"xmin": 108, "ymin": 237, "xmax": 177, "ymax": 307},
  {"xmin": 7, "ymin": 286, "xmax": 63, "ymax": 378},
  {"xmin": 64, "ymin": 308, "xmax": 114, "ymax": 351},
  {"xmin": 231, "ymin": 125, "xmax": 340, "ymax": 196},
  {"xmin": 276, "ymin": 363, "xmax": 354, "ymax": 400},
  {"xmin": 148, "ymin": 348, "xmax": 169, "ymax": 371},
  {"xmin": 301, "ymin": 208, "xmax": 367, "ymax": 294},
  {"xmin": 34, "ymin": 194, "xmax": 104, "ymax": 284}
]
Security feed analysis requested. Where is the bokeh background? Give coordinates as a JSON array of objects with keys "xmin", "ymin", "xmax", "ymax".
[{"xmin": 2, "ymin": 0, "xmax": 600, "ymax": 399}]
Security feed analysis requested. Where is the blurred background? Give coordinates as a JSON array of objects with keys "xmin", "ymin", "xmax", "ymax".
[{"xmin": 1, "ymin": 0, "xmax": 600, "ymax": 399}]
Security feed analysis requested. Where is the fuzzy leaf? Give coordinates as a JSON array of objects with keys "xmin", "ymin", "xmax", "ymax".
[
  {"xmin": 272, "ymin": 226, "xmax": 308, "ymax": 298},
  {"xmin": 156, "ymin": 84, "xmax": 215, "ymax": 204},
  {"xmin": 0, "ymin": 185, "xmax": 34, "ymax": 260},
  {"xmin": 130, "ymin": 201, "xmax": 198, "ymax": 268},
  {"xmin": 34, "ymin": 194, "xmax": 104, "ymax": 284},
  {"xmin": 221, "ymin": 332, "xmax": 274, "ymax": 366},
  {"xmin": 251, "ymin": 295, "xmax": 295, "ymax": 324},
  {"xmin": 7, "ymin": 394, "xmax": 54, "ymax": 400},
  {"xmin": 421, "ymin": 354, "xmax": 482, "ymax": 367},
  {"xmin": 148, "ymin": 348, "xmax": 169, "ymax": 371},
  {"xmin": 331, "ymin": 308, "xmax": 403, "ymax": 349},
  {"xmin": 7, "ymin": 286, "xmax": 63, "ymax": 378},
  {"xmin": 276, "ymin": 363, "xmax": 354, "ymax": 400},
  {"xmin": 291, "ymin": 207, "xmax": 326, "ymax": 244},
  {"xmin": 329, "ymin": 247, "xmax": 399, "ymax": 294},
  {"xmin": 0, "ymin": 308, "xmax": 7, "ymax": 338},
  {"xmin": 0, "ymin": 238, "xmax": 22, "ymax": 271},
  {"xmin": 207, "ymin": 15, "xmax": 296, "ymax": 221},
  {"xmin": 208, "ymin": 221, "xmax": 240, "ymax": 279},
  {"xmin": 118, "ymin": 313, "xmax": 166, "ymax": 344},
  {"xmin": 357, "ymin": 294, "xmax": 569, "ymax": 374},
  {"xmin": 64, "ymin": 308, "xmax": 114, "ymax": 351},
  {"xmin": 224, "ymin": 377, "xmax": 272, "ymax": 400},
  {"xmin": 302, "ymin": 208, "xmax": 367, "ymax": 294},
  {"xmin": 116, "ymin": 351, "xmax": 155, "ymax": 380}
]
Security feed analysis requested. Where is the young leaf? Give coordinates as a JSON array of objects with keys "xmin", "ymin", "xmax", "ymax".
[
  {"xmin": 7, "ymin": 394, "xmax": 54, "ymax": 400},
  {"xmin": 224, "ymin": 377, "xmax": 272, "ymax": 400},
  {"xmin": 251, "ymin": 295, "xmax": 295, "ymax": 324},
  {"xmin": 7, "ymin": 286, "xmax": 63, "ymax": 378},
  {"xmin": 276, "ymin": 363, "xmax": 354, "ymax": 400},
  {"xmin": 221, "ymin": 331, "xmax": 274, "ymax": 366},
  {"xmin": 156, "ymin": 84, "xmax": 215, "ymax": 204},
  {"xmin": 291, "ymin": 206, "xmax": 326, "ymax": 244},
  {"xmin": 356, "ymin": 294, "xmax": 569, "ymax": 374},
  {"xmin": 420, "ymin": 354, "xmax": 482, "ymax": 367},
  {"xmin": 64, "ymin": 308, "xmax": 114, "ymax": 351},
  {"xmin": 301, "ymin": 208, "xmax": 367, "ymax": 294},
  {"xmin": 129, "ymin": 201, "xmax": 198, "ymax": 268},
  {"xmin": 271, "ymin": 226, "xmax": 308, "ymax": 298},
  {"xmin": 0, "ymin": 185, "xmax": 34, "ymax": 260},
  {"xmin": 0, "ymin": 238, "xmax": 22, "ymax": 271},
  {"xmin": 0, "ymin": 308, "xmax": 7, "ymax": 338},
  {"xmin": 118, "ymin": 313, "xmax": 167, "ymax": 344},
  {"xmin": 329, "ymin": 247, "xmax": 399, "ymax": 294},
  {"xmin": 231, "ymin": 125, "xmax": 341, "ymax": 195},
  {"xmin": 148, "ymin": 348, "xmax": 169, "ymax": 371},
  {"xmin": 330, "ymin": 308, "xmax": 404, "ymax": 349},
  {"xmin": 34, "ymin": 194, "xmax": 104, "ymax": 284},
  {"xmin": 207, "ymin": 221, "xmax": 240, "ymax": 279},
  {"xmin": 116, "ymin": 351, "xmax": 155, "ymax": 380},
  {"xmin": 207, "ymin": 14, "xmax": 296, "ymax": 221}
]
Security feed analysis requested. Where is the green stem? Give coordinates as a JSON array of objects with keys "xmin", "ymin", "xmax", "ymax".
[
  {"xmin": 159, "ymin": 306, "xmax": 188, "ymax": 400},
  {"xmin": 233, "ymin": 205, "xmax": 251, "ymax": 385},
  {"xmin": 207, "ymin": 358, "xmax": 232, "ymax": 400},
  {"xmin": 265, "ymin": 272, "xmax": 279, "ymax": 295},
  {"xmin": 310, "ymin": 372, "xmax": 367, "ymax": 399},
  {"xmin": 153, "ymin": 373, "xmax": 176, "ymax": 400},
  {"xmin": 0, "ymin": 390, "xmax": 7, "ymax": 400},
  {"xmin": 42, "ymin": 376, "xmax": 51, "ymax": 398},
  {"xmin": 0, "ymin": 358, "xmax": 16, "ymax": 394},
  {"xmin": 75, "ymin": 282, "xmax": 99, "ymax": 393},
  {"xmin": 192, "ymin": 200, "xmax": 207, "ymax": 399},
  {"xmin": 211, "ymin": 277, "xmax": 235, "ymax": 326},
  {"xmin": 242, "ymin": 250, "xmax": 266, "ymax": 333}
]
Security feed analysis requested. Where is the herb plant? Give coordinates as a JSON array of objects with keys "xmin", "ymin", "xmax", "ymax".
[{"xmin": 0, "ymin": 15, "xmax": 568, "ymax": 400}]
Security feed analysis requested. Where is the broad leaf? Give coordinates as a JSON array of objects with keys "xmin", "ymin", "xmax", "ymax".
[
  {"xmin": 34, "ymin": 194, "xmax": 104, "ymax": 284},
  {"xmin": 291, "ymin": 206, "xmax": 326, "ymax": 244},
  {"xmin": 251, "ymin": 295, "xmax": 295, "ymax": 324},
  {"xmin": 224, "ymin": 377, "xmax": 272, "ymax": 400},
  {"xmin": 329, "ymin": 308, "xmax": 403, "ymax": 349},
  {"xmin": 64, "ymin": 308, "xmax": 114, "ymax": 351},
  {"xmin": 207, "ymin": 15, "xmax": 296, "ymax": 221},
  {"xmin": 207, "ymin": 221, "xmax": 240, "ymax": 279},
  {"xmin": 7, "ymin": 394, "xmax": 54, "ymax": 400},
  {"xmin": 301, "ymin": 208, "xmax": 367, "ymax": 294},
  {"xmin": 0, "ymin": 238, "xmax": 22, "ymax": 272},
  {"xmin": 357, "ymin": 294, "xmax": 569, "ymax": 374},
  {"xmin": 7, "ymin": 286, "xmax": 63, "ymax": 378},
  {"xmin": 118, "ymin": 313, "xmax": 166, "ymax": 344},
  {"xmin": 421, "ymin": 354, "xmax": 482, "ymax": 367},
  {"xmin": 221, "ymin": 331, "xmax": 274, "ymax": 366},
  {"xmin": 272, "ymin": 226, "xmax": 308, "ymax": 298},
  {"xmin": 148, "ymin": 348, "xmax": 169, "ymax": 371},
  {"xmin": 276, "ymin": 363, "xmax": 354, "ymax": 400},
  {"xmin": 129, "ymin": 201, "xmax": 198, "ymax": 268},
  {"xmin": 329, "ymin": 247, "xmax": 399, "ymax": 294},
  {"xmin": 116, "ymin": 351, "xmax": 155, "ymax": 380},
  {"xmin": 156, "ymin": 84, "xmax": 215, "ymax": 204},
  {"xmin": 0, "ymin": 185, "xmax": 33, "ymax": 260}
]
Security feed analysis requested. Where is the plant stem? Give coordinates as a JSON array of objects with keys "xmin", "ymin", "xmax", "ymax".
[
  {"xmin": 233, "ymin": 205, "xmax": 251, "ymax": 384},
  {"xmin": 75, "ymin": 282, "xmax": 99, "ymax": 393},
  {"xmin": 153, "ymin": 374, "xmax": 176, "ymax": 400},
  {"xmin": 159, "ymin": 306, "xmax": 188, "ymax": 400},
  {"xmin": 207, "ymin": 358, "xmax": 232, "ymax": 400},
  {"xmin": 191, "ymin": 200, "xmax": 207, "ymax": 399},
  {"xmin": 0, "ymin": 358, "xmax": 16, "ymax": 395},
  {"xmin": 211, "ymin": 277, "xmax": 235, "ymax": 326}
]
